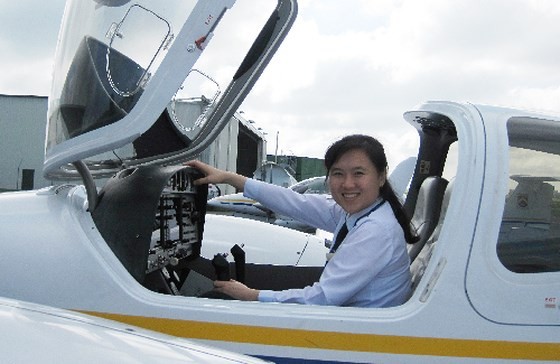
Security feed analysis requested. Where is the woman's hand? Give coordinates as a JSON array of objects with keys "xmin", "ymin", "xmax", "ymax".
[
  {"xmin": 213, "ymin": 279, "xmax": 259, "ymax": 301},
  {"xmin": 185, "ymin": 160, "xmax": 248, "ymax": 191}
]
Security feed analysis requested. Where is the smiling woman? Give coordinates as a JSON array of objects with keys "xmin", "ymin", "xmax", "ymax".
[
  {"xmin": 187, "ymin": 134, "xmax": 416, "ymax": 307},
  {"xmin": 324, "ymin": 135, "xmax": 418, "ymax": 246},
  {"xmin": 326, "ymin": 149, "xmax": 385, "ymax": 214}
]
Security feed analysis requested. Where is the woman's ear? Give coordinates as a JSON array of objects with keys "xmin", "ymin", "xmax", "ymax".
[{"xmin": 380, "ymin": 169, "xmax": 388, "ymax": 187}]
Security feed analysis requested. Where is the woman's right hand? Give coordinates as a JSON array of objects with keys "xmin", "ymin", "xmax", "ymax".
[{"xmin": 185, "ymin": 160, "xmax": 248, "ymax": 191}]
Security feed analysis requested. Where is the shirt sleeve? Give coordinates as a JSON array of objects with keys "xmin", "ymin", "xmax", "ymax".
[{"xmin": 243, "ymin": 178, "xmax": 341, "ymax": 233}]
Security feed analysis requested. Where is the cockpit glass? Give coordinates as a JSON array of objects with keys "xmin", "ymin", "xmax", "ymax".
[
  {"xmin": 498, "ymin": 117, "xmax": 560, "ymax": 273},
  {"xmin": 106, "ymin": 4, "xmax": 171, "ymax": 97},
  {"xmin": 44, "ymin": 0, "xmax": 282, "ymax": 178},
  {"xmin": 47, "ymin": 0, "xmax": 198, "ymax": 147}
]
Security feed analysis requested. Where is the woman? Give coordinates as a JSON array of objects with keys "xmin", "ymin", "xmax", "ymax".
[{"xmin": 186, "ymin": 134, "xmax": 416, "ymax": 307}]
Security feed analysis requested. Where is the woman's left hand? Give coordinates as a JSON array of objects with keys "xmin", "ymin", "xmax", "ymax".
[{"xmin": 213, "ymin": 279, "xmax": 259, "ymax": 301}]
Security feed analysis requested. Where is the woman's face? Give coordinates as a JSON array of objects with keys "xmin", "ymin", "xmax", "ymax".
[{"xmin": 327, "ymin": 149, "xmax": 386, "ymax": 214}]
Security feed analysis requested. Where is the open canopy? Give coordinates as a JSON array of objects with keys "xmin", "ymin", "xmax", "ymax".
[{"xmin": 44, "ymin": 0, "xmax": 297, "ymax": 179}]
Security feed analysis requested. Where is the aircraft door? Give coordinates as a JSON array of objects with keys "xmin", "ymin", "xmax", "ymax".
[{"xmin": 466, "ymin": 115, "xmax": 560, "ymax": 326}]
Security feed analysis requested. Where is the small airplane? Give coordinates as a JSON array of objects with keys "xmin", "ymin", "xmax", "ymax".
[{"xmin": 0, "ymin": 1, "xmax": 558, "ymax": 363}]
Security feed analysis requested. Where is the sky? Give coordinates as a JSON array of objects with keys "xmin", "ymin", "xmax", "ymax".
[{"xmin": 2, "ymin": 0, "xmax": 560, "ymax": 170}]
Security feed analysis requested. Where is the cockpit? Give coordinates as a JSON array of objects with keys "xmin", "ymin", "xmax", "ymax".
[{"xmin": 44, "ymin": 0, "xmax": 301, "ymax": 296}]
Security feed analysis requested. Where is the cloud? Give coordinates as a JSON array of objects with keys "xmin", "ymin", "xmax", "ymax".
[
  {"xmin": 238, "ymin": 0, "xmax": 560, "ymax": 161},
  {"xmin": 0, "ymin": 56, "xmax": 54, "ymax": 95},
  {"xmin": 506, "ymin": 86, "xmax": 560, "ymax": 113},
  {"xmin": 0, "ymin": 0, "xmax": 66, "ymax": 95},
  {"xmin": 2, "ymin": 0, "xmax": 560, "ymax": 166}
]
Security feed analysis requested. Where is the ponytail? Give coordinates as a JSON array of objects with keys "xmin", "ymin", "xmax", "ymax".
[{"xmin": 381, "ymin": 182, "xmax": 418, "ymax": 244}]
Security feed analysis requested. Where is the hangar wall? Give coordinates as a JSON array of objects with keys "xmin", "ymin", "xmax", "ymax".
[
  {"xmin": 0, "ymin": 94, "xmax": 266, "ymax": 194},
  {"xmin": 0, "ymin": 95, "xmax": 49, "ymax": 191}
]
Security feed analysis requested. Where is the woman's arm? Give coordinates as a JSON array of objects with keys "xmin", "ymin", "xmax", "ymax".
[{"xmin": 244, "ymin": 178, "xmax": 341, "ymax": 233}]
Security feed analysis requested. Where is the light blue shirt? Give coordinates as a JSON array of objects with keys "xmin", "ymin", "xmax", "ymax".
[{"xmin": 243, "ymin": 179, "xmax": 411, "ymax": 308}]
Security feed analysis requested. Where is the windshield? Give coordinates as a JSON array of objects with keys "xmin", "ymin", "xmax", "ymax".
[{"xmin": 47, "ymin": 0, "xmax": 200, "ymax": 146}]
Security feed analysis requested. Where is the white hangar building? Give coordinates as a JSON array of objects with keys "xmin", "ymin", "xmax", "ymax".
[{"xmin": 0, "ymin": 94, "xmax": 266, "ymax": 194}]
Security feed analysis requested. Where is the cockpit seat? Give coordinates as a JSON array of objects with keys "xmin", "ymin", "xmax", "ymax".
[
  {"xmin": 408, "ymin": 176, "xmax": 448, "ymax": 262},
  {"xmin": 410, "ymin": 178, "xmax": 454, "ymax": 293}
]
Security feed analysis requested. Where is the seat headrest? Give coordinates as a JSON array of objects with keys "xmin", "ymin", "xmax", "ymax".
[
  {"xmin": 411, "ymin": 176, "xmax": 449, "ymax": 226},
  {"xmin": 408, "ymin": 176, "xmax": 449, "ymax": 261}
]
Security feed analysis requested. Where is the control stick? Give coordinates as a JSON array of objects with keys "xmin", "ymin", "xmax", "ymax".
[
  {"xmin": 211, "ymin": 254, "xmax": 230, "ymax": 281},
  {"xmin": 230, "ymin": 244, "xmax": 246, "ymax": 283}
]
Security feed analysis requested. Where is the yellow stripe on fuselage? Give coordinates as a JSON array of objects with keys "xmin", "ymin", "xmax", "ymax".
[{"xmin": 85, "ymin": 311, "xmax": 560, "ymax": 361}]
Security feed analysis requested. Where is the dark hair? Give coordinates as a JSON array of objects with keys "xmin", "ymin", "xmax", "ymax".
[{"xmin": 324, "ymin": 134, "xmax": 417, "ymax": 244}]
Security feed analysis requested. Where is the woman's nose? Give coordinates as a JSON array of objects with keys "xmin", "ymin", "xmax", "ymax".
[{"xmin": 342, "ymin": 175, "xmax": 355, "ymax": 187}]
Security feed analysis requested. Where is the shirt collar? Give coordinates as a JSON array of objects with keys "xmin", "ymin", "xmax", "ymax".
[{"xmin": 345, "ymin": 197, "xmax": 385, "ymax": 230}]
